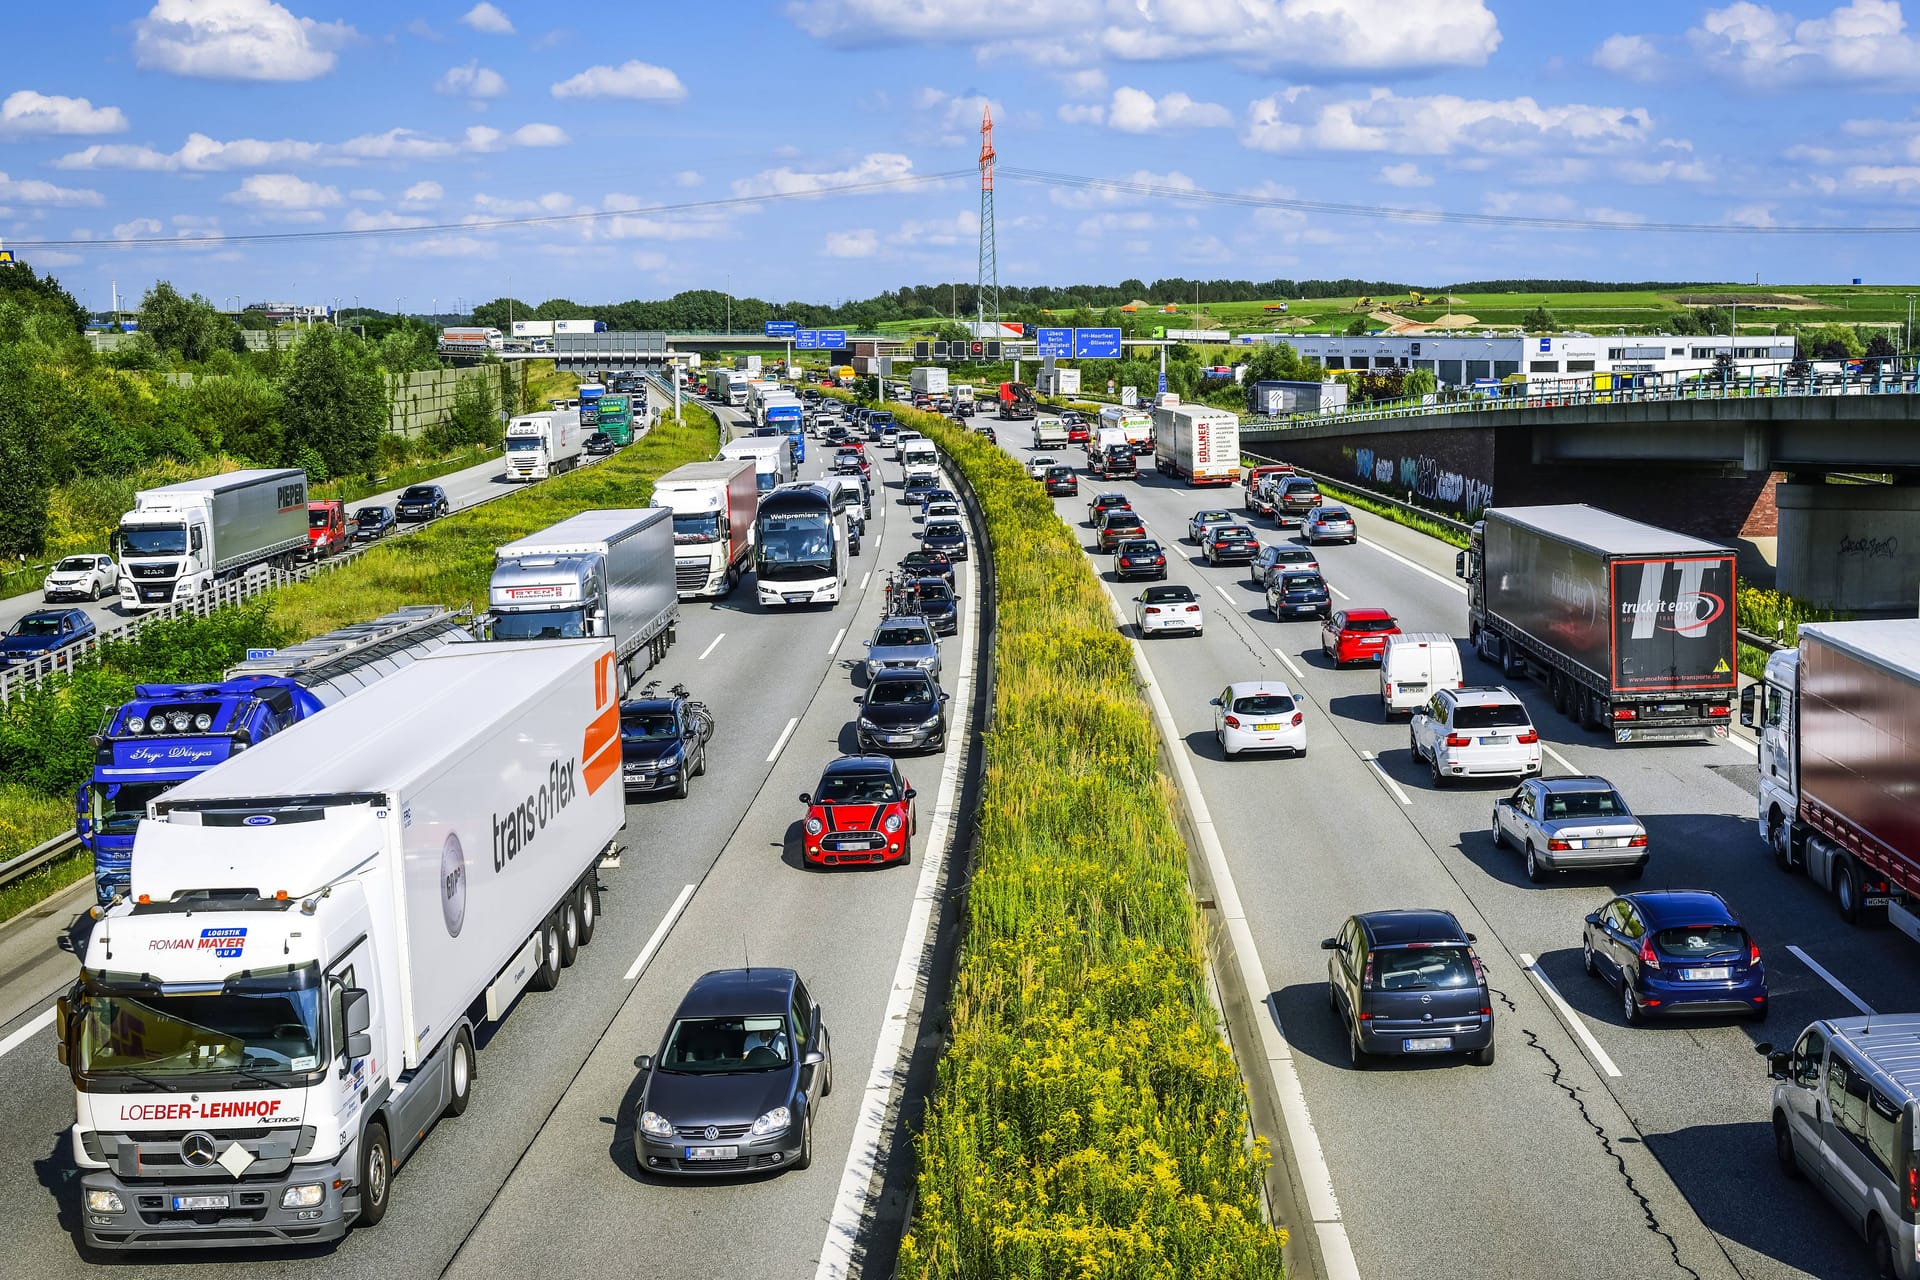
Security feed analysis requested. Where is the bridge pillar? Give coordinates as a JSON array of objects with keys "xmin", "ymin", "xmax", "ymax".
[
  {"xmin": 1776, "ymin": 481, "xmax": 1920, "ymax": 612},
  {"xmin": 1743, "ymin": 425, "xmax": 1771, "ymax": 472}
]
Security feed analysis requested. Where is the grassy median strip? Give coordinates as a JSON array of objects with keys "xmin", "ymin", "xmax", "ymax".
[{"xmin": 892, "ymin": 405, "xmax": 1287, "ymax": 1278}]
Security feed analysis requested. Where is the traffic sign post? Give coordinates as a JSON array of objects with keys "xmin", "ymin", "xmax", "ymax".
[{"xmin": 1157, "ymin": 372, "xmax": 1168, "ymax": 394}]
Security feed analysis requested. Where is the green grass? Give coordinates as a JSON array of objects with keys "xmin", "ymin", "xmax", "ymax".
[
  {"xmin": 0, "ymin": 845, "xmax": 93, "ymax": 925},
  {"xmin": 890, "ymin": 403, "xmax": 1285, "ymax": 1278}
]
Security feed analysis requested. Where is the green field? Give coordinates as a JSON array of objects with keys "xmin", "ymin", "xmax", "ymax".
[{"xmin": 872, "ymin": 283, "xmax": 1918, "ymax": 339}]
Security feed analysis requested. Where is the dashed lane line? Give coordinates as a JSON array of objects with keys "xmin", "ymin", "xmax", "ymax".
[{"xmin": 1520, "ymin": 952, "xmax": 1624, "ymax": 1079}]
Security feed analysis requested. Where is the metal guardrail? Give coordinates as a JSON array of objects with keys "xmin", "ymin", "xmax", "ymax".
[{"xmin": 0, "ymin": 830, "xmax": 85, "ymax": 897}]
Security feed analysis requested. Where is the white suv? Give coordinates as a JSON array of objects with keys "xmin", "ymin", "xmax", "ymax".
[{"xmin": 1410, "ymin": 686, "xmax": 1541, "ymax": 787}]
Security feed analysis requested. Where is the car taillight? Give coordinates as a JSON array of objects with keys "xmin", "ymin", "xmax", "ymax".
[
  {"xmin": 1154, "ymin": 556, "xmax": 1166, "ymax": 565},
  {"xmin": 1145, "ymin": 606, "xmax": 1161, "ymax": 615},
  {"xmin": 1224, "ymin": 715, "xmax": 1241, "ymax": 729},
  {"xmin": 1548, "ymin": 838, "xmax": 1571, "ymax": 851},
  {"xmin": 1907, "ymin": 1165, "xmax": 1917, "ymax": 1214},
  {"xmin": 1613, "ymin": 707, "xmax": 1636, "ymax": 720},
  {"xmin": 1638, "ymin": 937, "xmax": 1661, "ymax": 970},
  {"xmin": 1516, "ymin": 731, "xmax": 1539, "ymax": 744},
  {"xmin": 1445, "ymin": 733, "xmax": 1471, "ymax": 747},
  {"xmin": 1628, "ymin": 834, "xmax": 1647, "ymax": 847},
  {"xmin": 1291, "ymin": 712, "xmax": 1303, "ymax": 727},
  {"xmin": 1383, "ymin": 684, "xmax": 1392, "ymax": 696},
  {"xmin": 1749, "ymin": 939, "xmax": 1762, "ymax": 965},
  {"xmin": 1361, "ymin": 955, "xmax": 1375, "ymax": 990},
  {"xmin": 1186, "ymin": 604, "xmax": 1200, "ymax": 612}
]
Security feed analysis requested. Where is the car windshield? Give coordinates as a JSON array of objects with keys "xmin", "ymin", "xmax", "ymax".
[
  {"xmin": 1277, "ymin": 550, "xmax": 1314, "ymax": 563},
  {"xmin": 1375, "ymin": 946, "xmax": 1477, "ymax": 990},
  {"xmin": 1046, "ymin": 468, "xmax": 1072, "ymax": 479},
  {"xmin": 621, "ymin": 711, "xmax": 680, "ymax": 742},
  {"xmin": 1120, "ymin": 541, "xmax": 1161, "ymax": 556},
  {"xmin": 1214, "ymin": 526, "xmax": 1253, "ymax": 539},
  {"xmin": 1142, "ymin": 586, "xmax": 1195, "ymax": 604},
  {"xmin": 1652, "ymin": 924, "xmax": 1747, "ymax": 962},
  {"xmin": 1196, "ymin": 512, "xmax": 1231, "ymax": 524},
  {"xmin": 1232, "ymin": 692, "xmax": 1295, "ymax": 715},
  {"xmin": 875, "ymin": 623, "xmax": 930, "ymax": 647},
  {"xmin": 658, "ymin": 1015, "xmax": 791, "ymax": 1073},
  {"xmin": 56, "ymin": 557, "xmax": 98, "ymax": 572},
  {"xmin": 356, "ymin": 509, "xmax": 387, "ymax": 524},
  {"xmin": 1344, "ymin": 616, "xmax": 1397, "ymax": 633},
  {"xmin": 308, "ymin": 509, "xmax": 334, "ymax": 528},
  {"xmin": 1453, "ymin": 703, "xmax": 1532, "ymax": 730},
  {"xmin": 1317, "ymin": 509, "xmax": 1351, "ymax": 522},
  {"xmin": 902, "ymin": 555, "xmax": 948, "ymax": 573},
  {"xmin": 915, "ymin": 581, "xmax": 954, "ymax": 603},
  {"xmin": 1286, "ymin": 482, "xmax": 1319, "ymax": 495},
  {"xmin": 75, "ymin": 965, "xmax": 324, "ymax": 1081},
  {"xmin": 818, "ymin": 771, "xmax": 900, "ymax": 804},
  {"xmin": 1280, "ymin": 574, "xmax": 1324, "ymax": 591},
  {"xmin": 1545, "ymin": 790, "xmax": 1629, "ymax": 819},
  {"xmin": 402, "ymin": 487, "xmax": 437, "ymax": 501},
  {"xmin": 869, "ymin": 679, "xmax": 934, "ymax": 706},
  {"xmin": 1105, "ymin": 514, "xmax": 1143, "ymax": 530},
  {"xmin": 11, "ymin": 616, "xmax": 65, "ymax": 637}
]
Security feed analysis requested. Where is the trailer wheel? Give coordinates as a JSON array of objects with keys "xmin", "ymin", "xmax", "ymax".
[
  {"xmin": 444, "ymin": 1028, "xmax": 475, "ymax": 1118},
  {"xmin": 530, "ymin": 917, "xmax": 562, "ymax": 991},
  {"xmin": 356, "ymin": 1121, "xmax": 392, "ymax": 1227},
  {"xmin": 576, "ymin": 880, "xmax": 599, "ymax": 946},
  {"xmin": 558, "ymin": 894, "xmax": 582, "ymax": 968},
  {"xmin": 1551, "ymin": 672, "xmax": 1569, "ymax": 715}
]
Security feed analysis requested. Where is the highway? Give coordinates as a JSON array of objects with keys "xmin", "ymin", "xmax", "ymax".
[
  {"xmin": 0, "ymin": 406, "xmax": 978, "ymax": 1279},
  {"xmin": 987, "ymin": 414, "xmax": 1905, "ymax": 1280}
]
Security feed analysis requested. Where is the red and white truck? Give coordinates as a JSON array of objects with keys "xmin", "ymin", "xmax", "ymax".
[
  {"xmin": 1743, "ymin": 619, "xmax": 1920, "ymax": 935},
  {"xmin": 650, "ymin": 459, "xmax": 758, "ymax": 598}
]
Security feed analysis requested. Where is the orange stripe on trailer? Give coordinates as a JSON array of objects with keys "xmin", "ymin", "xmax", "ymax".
[{"xmin": 582, "ymin": 701, "xmax": 620, "ymax": 795}]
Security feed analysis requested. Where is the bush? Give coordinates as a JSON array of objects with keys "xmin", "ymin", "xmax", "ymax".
[{"xmin": 889, "ymin": 404, "xmax": 1286, "ymax": 1278}]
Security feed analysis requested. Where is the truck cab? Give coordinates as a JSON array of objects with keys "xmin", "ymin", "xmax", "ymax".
[{"xmin": 304, "ymin": 501, "xmax": 348, "ymax": 561}]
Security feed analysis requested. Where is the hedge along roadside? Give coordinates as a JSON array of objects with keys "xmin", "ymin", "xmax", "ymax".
[
  {"xmin": 890, "ymin": 403, "xmax": 1287, "ymax": 1278},
  {"xmin": 0, "ymin": 407, "xmax": 723, "ymax": 913}
]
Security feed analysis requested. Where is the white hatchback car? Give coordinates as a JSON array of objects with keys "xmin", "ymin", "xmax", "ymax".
[
  {"xmin": 1211, "ymin": 681, "xmax": 1307, "ymax": 758},
  {"xmin": 1134, "ymin": 583, "xmax": 1204, "ymax": 637},
  {"xmin": 1410, "ymin": 686, "xmax": 1541, "ymax": 787},
  {"xmin": 42, "ymin": 554, "xmax": 119, "ymax": 603}
]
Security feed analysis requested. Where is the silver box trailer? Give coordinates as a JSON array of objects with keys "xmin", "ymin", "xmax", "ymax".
[
  {"xmin": 116, "ymin": 468, "xmax": 308, "ymax": 609},
  {"xmin": 491, "ymin": 508, "xmax": 678, "ymax": 688}
]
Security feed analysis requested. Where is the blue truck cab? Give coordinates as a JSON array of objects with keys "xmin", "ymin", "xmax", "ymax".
[{"xmin": 766, "ymin": 404, "xmax": 806, "ymax": 465}]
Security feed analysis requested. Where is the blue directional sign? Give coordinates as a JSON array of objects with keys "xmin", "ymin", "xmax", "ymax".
[
  {"xmin": 1074, "ymin": 327, "xmax": 1123, "ymax": 359},
  {"xmin": 1036, "ymin": 327, "xmax": 1072, "ymax": 358},
  {"xmin": 794, "ymin": 330, "xmax": 820, "ymax": 349},
  {"xmin": 816, "ymin": 329, "xmax": 847, "ymax": 347},
  {"xmin": 1157, "ymin": 372, "xmax": 1168, "ymax": 394},
  {"xmin": 765, "ymin": 320, "xmax": 798, "ymax": 338}
]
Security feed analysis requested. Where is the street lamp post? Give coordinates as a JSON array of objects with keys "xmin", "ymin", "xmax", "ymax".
[{"xmin": 725, "ymin": 273, "xmax": 731, "ymax": 336}]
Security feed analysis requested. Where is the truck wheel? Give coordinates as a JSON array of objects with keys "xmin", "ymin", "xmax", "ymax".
[
  {"xmin": 444, "ymin": 1028, "xmax": 475, "ymax": 1117},
  {"xmin": 356, "ymin": 1121, "xmax": 392, "ymax": 1227},
  {"xmin": 1835, "ymin": 858, "xmax": 1862, "ymax": 925},
  {"xmin": 558, "ymin": 894, "xmax": 582, "ymax": 968},
  {"xmin": 1501, "ymin": 639, "xmax": 1525, "ymax": 679},
  {"xmin": 576, "ymin": 880, "xmax": 599, "ymax": 946},
  {"xmin": 530, "ymin": 917, "xmax": 562, "ymax": 991},
  {"xmin": 1768, "ymin": 815, "xmax": 1794, "ymax": 871},
  {"xmin": 1550, "ymin": 672, "xmax": 1569, "ymax": 715}
]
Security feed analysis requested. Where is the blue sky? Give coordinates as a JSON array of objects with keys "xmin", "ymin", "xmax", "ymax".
[{"xmin": 4, "ymin": 0, "xmax": 1920, "ymax": 313}]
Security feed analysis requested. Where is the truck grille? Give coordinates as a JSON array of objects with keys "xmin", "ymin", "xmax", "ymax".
[
  {"xmin": 674, "ymin": 560, "xmax": 709, "ymax": 590},
  {"xmin": 130, "ymin": 563, "xmax": 173, "ymax": 579}
]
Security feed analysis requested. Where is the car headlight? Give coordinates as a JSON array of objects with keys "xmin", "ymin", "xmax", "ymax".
[
  {"xmin": 915, "ymin": 656, "xmax": 937, "ymax": 669},
  {"xmin": 883, "ymin": 813, "xmax": 903, "ymax": 833},
  {"xmin": 805, "ymin": 817, "xmax": 822, "ymax": 835},
  {"xmin": 281, "ymin": 1183, "xmax": 325, "ymax": 1208},
  {"xmin": 857, "ymin": 716, "xmax": 879, "ymax": 730},
  {"xmin": 750, "ymin": 1106, "xmax": 791, "ymax": 1138},
  {"xmin": 639, "ymin": 1110, "xmax": 674, "ymax": 1139},
  {"xmin": 85, "ymin": 1189, "xmax": 124, "ymax": 1213},
  {"xmin": 919, "ymin": 715, "xmax": 944, "ymax": 730}
]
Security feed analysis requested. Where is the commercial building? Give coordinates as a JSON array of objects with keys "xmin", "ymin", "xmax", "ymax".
[{"xmin": 1234, "ymin": 332, "xmax": 1798, "ymax": 388}]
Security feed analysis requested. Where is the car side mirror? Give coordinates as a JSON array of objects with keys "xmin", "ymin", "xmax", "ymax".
[
  {"xmin": 635, "ymin": 1054, "xmax": 653, "ymax": 1072},
  {"xmin": 940, "ymin": 692, "xmax": 951, "ymax": 702},
  {"xmin": 1465, "ymin": 933, "xmax": 1477, "ymax": 943},
  {"xmin": 798, "ymin": 794, "xmax": 811, "ymax": 805},
  {"xmin": 1319, "ymin": 937, "xmax": 1339, "ymax": 951},
  {"xmin": 803, "ymin": 1050, "xmax": 826, "ymax": 1067},
  {"xmin": 1208, "ymin": 698, "xmax": 1221, "ymax": 706},
  {"xmin": 903, "ymin": 787, "xmax": 917, "ymax": 799},
  {"xmin": 1766, "ymin": 1050, "xmax": 1789, "ymax": 1081},
  {"xmin": 1584, "ymin": 912, "xmax": 1602, "ymax": 927}
]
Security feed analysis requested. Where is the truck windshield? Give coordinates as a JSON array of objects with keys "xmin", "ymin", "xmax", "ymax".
[
  {"xmin": 76, "ymin": 965, "xmax": 324, "ymax": 1084},
  {"xmin": 307, "ymin": 509, "xmax": 334, "ymax": 529},
  {"xmin": 120, "ymin": 526, "xmax": 187, "ymax": 556},
  {"xmin": 672, "ymin": 513, "xmax": 723, "ymax": 543},
  {"xmin": 491, "ymin": 607, "xmax": 587, "ymax": 641},
  {"xmin": 757, "ymin": 513, "xmax": 834, "ymax": 582},
  {"xmin": 505, "ymin": 436, "xmax": 540, "ymax": 452},
  {"xmin": 90, "ymin": 781, "xmax": 173, "ymax": 837}
]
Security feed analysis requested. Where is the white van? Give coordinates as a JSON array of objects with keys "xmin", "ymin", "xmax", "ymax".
[
  {"xmin": 1380, "ymin": 632, "xmax": 1464, "ymax": 717},
  {"xmin": 901, "ymin": 438, "xmax": 939, "ymax": 472}
]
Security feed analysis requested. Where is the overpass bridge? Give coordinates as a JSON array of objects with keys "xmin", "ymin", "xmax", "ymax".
[{"xmin": 1239, "ymin": 373, "xmax": 1920, "ymax": 614}]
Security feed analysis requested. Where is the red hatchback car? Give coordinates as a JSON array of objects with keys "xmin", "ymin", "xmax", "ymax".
[
  {"xmin": 1321, "ymin": 608, "xmax": 1400, "ymax": 666},
  {"xmin": 799, "ymin": 755, "xmax": 918, "ymax": 868}
]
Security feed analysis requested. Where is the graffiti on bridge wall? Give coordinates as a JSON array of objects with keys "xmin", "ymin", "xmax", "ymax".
[{"xmin": 1345, "ymin": 446, "xmax": 1493, "ymax": 517}]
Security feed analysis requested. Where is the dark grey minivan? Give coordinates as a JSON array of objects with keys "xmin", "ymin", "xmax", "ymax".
[{"xmin": 1323, "ymin": 909, "xmax": 1495, "ymax": 1067}]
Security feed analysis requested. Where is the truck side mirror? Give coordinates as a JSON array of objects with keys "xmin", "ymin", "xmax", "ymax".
[
  {"xmin": 343, "ymin": 988, "xmax": 372, "ymax": 1059},
  {"xmin": 55, "ymin": 996, "xmax": 70, "ymax": 1065},
  {"xmin": 1454, "ymin": 551, "xmax": 1467, "ymax": 579},
  {"xmin": 1738, "ymin": 685, "xmax": 1758, "ymax": 729}
]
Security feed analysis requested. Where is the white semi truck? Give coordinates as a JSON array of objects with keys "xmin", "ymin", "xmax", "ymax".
[
  {"xmin": 59, "ymin": 638, "xmax": 625, "ymax": 1252},
  {"xmin": 503, "ymin": 411, "xmax": 585, "ymax": 482},
  {"xmin": 116, "ymin": 469, "xmax": 310, "ymax": 611},
  {"xmin": 652, "ymin": 460, "xmax": 758, "ymax": 598}
]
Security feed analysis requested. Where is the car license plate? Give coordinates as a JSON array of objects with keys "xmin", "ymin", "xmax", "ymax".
[
  {"xmin": 1683, "ymin": 967, "xmax": 1730, "ymax": 981},
  {"xmin": 684, "ymin": 1145, "xmax": 738, "ymax": 1161},
  {"xmin": 172, "ymin": 1194, "xmax": 229, "ymax": 1211},
  {"xmin": 1254, "ymin": 722, "xmax": 1283, "ymax": 731},
  {"xmin": 1480, "ymin": 735, "xmax": 1509, "ymax": 745},
  {"xmin": 784, "ymin": 594, "xmax": 808, "ymax": 604},
  {"xmin": 886, "ymin": 733, "xmax": 913, "ymax": 744},
  {"xmin": 1403, "ymin": 1037, "xmax": 1452, "ymax": 1052}
]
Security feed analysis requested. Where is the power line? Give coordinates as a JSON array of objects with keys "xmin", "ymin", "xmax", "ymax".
[
  {"xmin": 4, "ymin": 170, "xmax": 974, "ymax": 250},
  {"xmin": 999, "ymin": 166, "xmax": 1920, "ymax": 236}
]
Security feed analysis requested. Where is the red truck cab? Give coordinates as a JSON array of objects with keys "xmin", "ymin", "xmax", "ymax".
[
  {"xmin": 1244, "ymin": 463, "xmax": 1296, "ymax": 515},
  {"xmin": 305, "ymin": 500, "xmax": 348, "ymax": 560}
]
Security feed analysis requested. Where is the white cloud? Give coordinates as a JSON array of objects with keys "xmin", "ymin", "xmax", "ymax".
[
  {"xmin": 222, "ymin": 172, "xmax": 342, "ymax": 209},
  {"xmin": 344, "ymin": 209, "xmax": 433, "ymax": 230},
  {"xmin": 113, "ymin": 217, "xmax": 163, "ymax": 240},
  {"xmin": 459, "ymin": 3, "xmax": 514, "ymax": 35},
  {"xmin": 889, "ymin": 209, "xmax": 978, "ymax": 246},
  {"xmin": 1614, "ymin": 156, "xmax": 1713, "ymax": 183},
  {"xmin": 507, "ymin": 122, "xmax": 568, "ymax": 147},
  {"xmin": 394, "ymin": 235, "xmax": 497, "ymax": 258},
  {"xmin": 550, "ymin": 60, "xmax": 687, "ymax": 101},
  {"xmin": 824, "ymin": 228, "xmax": 879, "ymax": 258},
  {"xmin": 1689, "ymin": 0, "xmax": 1920, "ymax": 86},
  {"xmin": 1058, "ymin": 103, "xmax": 1105, "ymax": 125},
  {"xmin": 1046, "ymin": 168, "xmax": 1197, "ymax": 208},
  {"xmin": 0, "ymin": 91, "xmax": 127, "ymax": 136},
  {"xmin": 56, "ymin": 121, "xmax": 571, "ymax": 171},
  {"xmin": 1059, "ymin": 68, "xmax": 1108, "ymax": 99},
  {"xmin": 0, "ymin": 172, "xmax": 103, "ymax": 206},
  {"xmin": 472, "ymin": 191, "xmax": 575, "ymax": 215},
  {"xmin": 789, "ymin": 0, "xmax": 1501, "ymax": 72},
  {"xmin": 1103, "ymin": 87, "xmax": 1232, "ymax": 133},
  {"xmin": 1592, "ymin": 33, "xmax": 1663, "ymax": 80},
  {"xmin": 437, "ymin": 62, "xmax": 507, "ymax": 99},
  {"xmin": 134, "ymin": 0, "xmax": 352, "ymax": 82},
  {"xmin": 1843, "ymin": 163, "xmax": 1920, "ymax": 192},
  {"xmin": 674, "ymin": 169, "xmax": 703, "ymax": 187},
  {"xmin": 630, "ymin": 251, "xmax": 668, "ymax": 270},
  {"xmin": 1242, "ymin": 88, "xmax": 1655, "ymax": 156},
  {"xmin": 1075, "ymin": 210, "xmax": 1156, "ymax": 236},
  {"xmin": 731, "ymin": 152, "xmax": 914, "ymax": 197},
  {"xmin": 401, "ymin": 180, "xmax": 443, "ymax": 206},
  {"xmin": 1727, "ymin": 203, "xmax": 1778, "ymax": 226},
  {"xmin": 1378, "ymin": 162, "xmax": 1433, "ymax": 187}
]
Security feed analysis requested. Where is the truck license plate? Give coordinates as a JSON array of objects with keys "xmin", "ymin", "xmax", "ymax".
[
  {"xmin": 173, "ymin": 1194, "xmax": 229, "ymax": 1211},
  {"xmin": 684, "ymin": 1146, "xmax": 737, "ymax": 1161},
  {"xmin": 1683, "ymin": 967, "xmax": 1730, "ymax": 981},
  {"xmin": 1403, "ymin": 1037, "xmax": 1452, "ymax": 1052}
]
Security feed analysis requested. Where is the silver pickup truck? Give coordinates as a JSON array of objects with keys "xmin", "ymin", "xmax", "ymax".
[{"xmin": 1031, "ymin": 415, "xmax": 1068, "ymax": 450}]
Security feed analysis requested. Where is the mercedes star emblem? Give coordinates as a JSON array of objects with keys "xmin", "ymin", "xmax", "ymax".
[
  {"xmin": 703, "ymin": 1125, "xmax": 720, "ymax": 1142},
  {"xmin": 180, "ymin": 1131, "xmax": 218, "ymax": 1168}
]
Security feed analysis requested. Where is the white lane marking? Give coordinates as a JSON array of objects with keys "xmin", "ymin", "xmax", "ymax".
[
  {"xmin": 623, "ymin": 885, "xmax": 696, "ymax": 982},
  {"xmin": 1270, "ymin": 646, "xmax": 1305, "ymax": 681},
  {"xmin": 1125, "ymin": 617, "xmax": 1360, "ymax": 1280},
  {"xmin": 827, "ymin": 625, "xmax": 848, "ymax": 657},
  {"xmin": 1519, "ymin": 953, "xmax": 1623, "ymax": 1079},
  {"xmin": 0, "ymin": 1007, "xmax": 55, "ymax": 1061},
  {"xmin": 697, "ymin": 634, "xmax": 725, "ymax": 661},
  {"xmin": 1359, "ymin": 536, "xmax": 1469, "ymax": 595},
  {"xmin": 1788, "ymin": 944, "xmax": 1876, "ymax": 1016},
  {"xmin": 766, "ymin": 716, "xmax": 800, "ymax": 764},
  {"xmin": 859, "ymin": 571, "xmax": 871, "ymax": 591},
  {"xmin": 1541, "ymin": 742, "xmax": 1579, "ymax": 774},
  {"xmin": 1359, "ymin": 750, "xmax": 1414, "ymax": 807},
  {"xmin": 816, "ymin": 490, "xmax": 981, "ymax": 1280},
  {"xmin": 1328, "ymin": 584, "xmax": 1350, "ymax": 601},
  {"xmin": 1210, "ymin": 581, "xmax": 1238, "ymax": 607}
]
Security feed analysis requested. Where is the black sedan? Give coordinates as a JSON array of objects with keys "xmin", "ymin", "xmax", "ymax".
[
  {"xmin": 1044, "ymin": 466, "xmax": 1078, "ymax": 496},
  {"xmin": 352, "ymin": 505, "xmax": 396, "ymax": 543},
  {"xmin": 620, "ymin": 691, "xmax": 714, "ymax": 799},
  {"xmin": 1114, "ymin": 538, "xmax": 1169, "ymax": 580},
  {"xmin": 898, "ymin": 550, "xmax": 954, "ymax": 589},
  {"xmin": 910, "ymin": 576, "xmax": 959, "ymax": 635},
  {"xmin": 584, "ymin": 431, "xmax": 615, "ymax": 457},
  {"xmin": 1267, "ymin": 571, "xmax": 1332, "ymax": 619},
  {"xmin": 921, "ymin": 519, "xmax": 968, "ymax": 562},
  {"xmin": 394, "ymin": 484, "xmax": 450, "ymax": 522},
  {"xmin": 635, "ymin": 968, "xmax": 832, "ymax": 1176},
  {"xmin": 855, "ymin": 669, "xmax": 950, "ymax": 753},
  {"xmin": 1202, "ymin": 523, "xmax": 1260, "ymax": 566}
]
